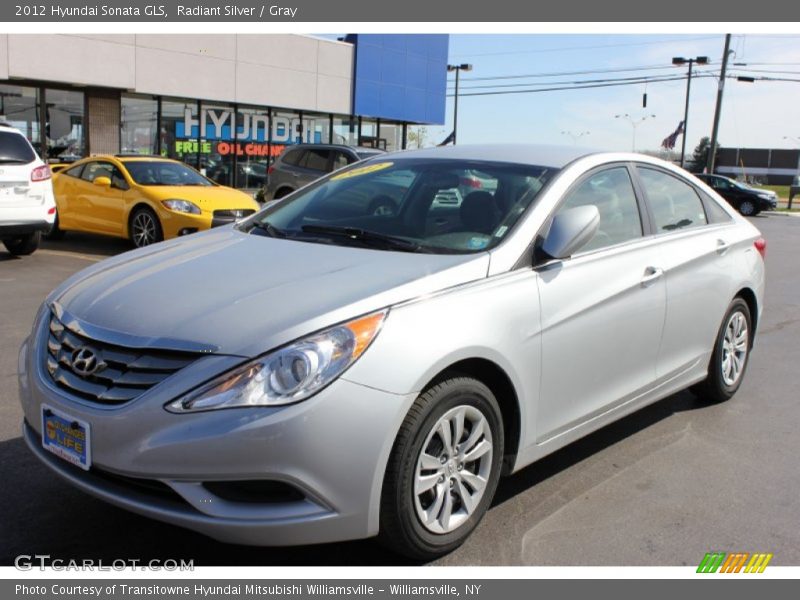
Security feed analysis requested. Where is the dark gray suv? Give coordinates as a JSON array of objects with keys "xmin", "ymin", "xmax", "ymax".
[{"xmin": 264, "ymin": 144, "xmax": 385, "ymax": 201}]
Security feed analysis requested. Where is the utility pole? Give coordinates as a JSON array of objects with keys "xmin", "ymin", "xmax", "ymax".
[
  {"xmin": 707, "ymin": 34, "xmax": 732, "ymax": 174},
  {"xmin": 673, "ymin": 56, "xmax": 709, "ymax": 168}
]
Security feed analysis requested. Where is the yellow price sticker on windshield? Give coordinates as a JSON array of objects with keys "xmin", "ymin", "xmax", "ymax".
[{"xmin": 331, "ymin": 161, "xmax": 393, "ymax": 181}]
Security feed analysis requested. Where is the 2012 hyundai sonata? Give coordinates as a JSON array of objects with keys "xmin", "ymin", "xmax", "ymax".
[{"xmin": 18, "ymin": 145, "xmax": 765, "ymax": 559}]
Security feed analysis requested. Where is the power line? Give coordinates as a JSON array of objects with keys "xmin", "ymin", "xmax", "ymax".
[
  {"xmin": 447, "ymin": 63, "xmax": 679, "ymax": 84},
  {"xmin": 451, "ymin": 73, "xmax": 700, "ymax": 91},
  {"xmin": 446, "ymin": 75, "xmax": 713, "ymax": 98}
]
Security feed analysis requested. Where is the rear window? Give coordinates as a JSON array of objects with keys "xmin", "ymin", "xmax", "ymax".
[{"xmin": 0, "ymin": 131, "xmax": 36, "ymax": 164}]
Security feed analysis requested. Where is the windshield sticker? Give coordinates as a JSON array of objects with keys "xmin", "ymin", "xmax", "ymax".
[
  {"xmin": 494, "ymin": 225, "xmax": 509, "ymax": 238},
  {"xmin": 331, "ymin": 162, "xmax": 394, "ymax": 181},
  {"xmin": 467, "ymin": 236, "xmax": 490, "ymax": 250}
]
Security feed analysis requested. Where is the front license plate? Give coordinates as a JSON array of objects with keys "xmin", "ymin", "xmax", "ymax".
[{"xmin": 41, "ymin": 404, "xmax": 91, "ymax": 471}]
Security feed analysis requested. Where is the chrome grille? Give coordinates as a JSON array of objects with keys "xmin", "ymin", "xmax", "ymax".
[{"xmin": 45, "ymin": 312, "xmax": 199, "ymax": 405}]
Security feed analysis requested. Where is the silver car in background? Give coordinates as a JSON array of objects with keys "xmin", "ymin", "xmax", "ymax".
[{"xmin": 18, "ymin": 145, "xmax": 765, "ymax": 559}]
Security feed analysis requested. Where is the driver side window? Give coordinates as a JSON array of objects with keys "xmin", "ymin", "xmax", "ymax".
[{"xmin": 557, "ymin": 167, "xmax": 643, "ymax": 252}]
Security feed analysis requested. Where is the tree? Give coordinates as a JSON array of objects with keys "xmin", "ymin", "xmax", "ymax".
[
  {"xmin": 406, "ymin": 126, "xmax": 428, "ymax": 149},
  {"xmin": 689, "ymin": 136, "xmax": 720, "ymax": 173}
]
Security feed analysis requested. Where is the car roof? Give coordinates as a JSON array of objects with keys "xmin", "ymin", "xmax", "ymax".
[
  {"xmin": 382, "ymin": 144, "xmax": 599, "ymax": 169},
  {"xmin": 283, "ymin": 144, "xmax": 385, "ymax": 153}
]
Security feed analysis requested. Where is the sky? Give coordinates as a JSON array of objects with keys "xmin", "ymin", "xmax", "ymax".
[{"xmin": 420, "ymin": 34, "xmax": 800, "ymax": 154}]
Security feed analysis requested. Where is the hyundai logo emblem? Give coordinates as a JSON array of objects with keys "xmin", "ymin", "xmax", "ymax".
[{"xmin": 70, "ymin": 346, "xmax": 106, "ymax": 377}]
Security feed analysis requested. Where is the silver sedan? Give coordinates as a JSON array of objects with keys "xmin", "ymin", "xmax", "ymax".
[{"xmin": 18, "ymin": 145, "xmax": 765, "ymax": 559}]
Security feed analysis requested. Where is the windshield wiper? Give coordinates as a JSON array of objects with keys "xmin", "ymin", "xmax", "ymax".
[
  {"xmin": 249, "ymin": 220, "xmax": 287, "ymax": 238},
  {"xmin": 300, "ymin": 225, "xmax": 424, "ymax": 252}
]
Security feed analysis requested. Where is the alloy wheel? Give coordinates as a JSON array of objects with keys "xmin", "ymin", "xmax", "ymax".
[
  {"xmin": 721, "ymin": 310, "xmax": 748, "ymax": 386},
  {"xmin": 413, "ymin": 404, "xmax": 493, "ymax": 534},
  {"xmin": 739, "ymin": 201, "xmax": 756, "ymax": 216},
  {"xmin": 132, "ymin": 212, "xmax": 158, "ymax": 247}
]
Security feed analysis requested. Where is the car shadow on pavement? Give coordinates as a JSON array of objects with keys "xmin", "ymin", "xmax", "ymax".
[{"xmin": 491, "ymin": 388, "xmax": 701, "ymax": 508}]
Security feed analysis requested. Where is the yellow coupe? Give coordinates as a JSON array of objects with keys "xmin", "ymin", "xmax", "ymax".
[{"xmin": 50, "ymin": 155, "xmax": 260, "ymax": 247}]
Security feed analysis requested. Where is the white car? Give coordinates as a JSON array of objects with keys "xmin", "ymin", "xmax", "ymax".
[{"xmin": 0, "ymin": 123, "xmax": 56, "ymax": 256}]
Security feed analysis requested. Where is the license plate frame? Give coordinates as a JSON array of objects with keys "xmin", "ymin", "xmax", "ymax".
[{"xmin": 41, "ymin": 404, "xmax": 92, "ymax": 471}]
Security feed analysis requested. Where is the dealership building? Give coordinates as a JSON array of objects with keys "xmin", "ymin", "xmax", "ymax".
[{"xmin": 0, "ymin": 33, "xmax": 448, "ymax": 189}]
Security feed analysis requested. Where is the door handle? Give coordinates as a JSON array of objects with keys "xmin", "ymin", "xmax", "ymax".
[
  {"xmin": 641, "ymin": 266, "xmax": 664, "ymax": 287},
  {"xmin": 716, "ymin": 239, "xmax": 730, "ymax": 254}
]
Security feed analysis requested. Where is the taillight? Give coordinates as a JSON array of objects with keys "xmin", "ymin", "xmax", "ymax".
[
  {"xmin": 754, "ymin": 238, "xmax": 766, "ymax": 259},
  {"xmin": 267, "ymin": 165, "xmax": 275, "ymax": 175},
  {"xmin": 47, "ymin": 206, "xmax": 56, "ymax": 215},
  {"xmin": 31, "ymin": 165, "xmax": 52, "ymax": 182}
]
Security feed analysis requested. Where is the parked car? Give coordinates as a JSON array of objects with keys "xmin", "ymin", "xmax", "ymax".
[
  {"xmin": 264, "ymin": 144, "xmax": 385, "ymax": 201},
  {"xmin": 50, "ymin": 155, "xmax": 259, "ymax": 247},
  {"xmin": 0, "ymin": 122, "xmax": 56, "ymax": 256},
  {"xmin": 19, "ymin": 145, "xmax": 765, "ymax": 559},
  {"xmin": 695, "ymin": 173, "xmax": 776, "ymax": 215},
  {"xmin": 790, "ymin": 174, "xmax": 800, "ymax": 205}
]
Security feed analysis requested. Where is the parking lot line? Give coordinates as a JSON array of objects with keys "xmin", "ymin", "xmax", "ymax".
[{"xmin": 37, "ymin": 249, "xmax": 103, "ymax": 262}]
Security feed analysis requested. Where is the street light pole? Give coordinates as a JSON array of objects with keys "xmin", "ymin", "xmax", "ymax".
[
  {"xmin": 615, "ymin": 113, "xmax": 656, "ymax": 152},
  {"xmin": 447, "ymin": 63, "xmax": 472, "ymax": 145},
  {"xmin": 673, "ymin": 55, "xmax": 709, "ymax": 168}
]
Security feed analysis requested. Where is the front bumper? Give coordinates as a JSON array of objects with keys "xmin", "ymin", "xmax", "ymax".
[
  {"xmin": 19, "ymin": 330, "xmax": 415, "ymax": 546},
  {"xmin": 159, "ymin": 209, "xmax": 255, "ymax": 240}
]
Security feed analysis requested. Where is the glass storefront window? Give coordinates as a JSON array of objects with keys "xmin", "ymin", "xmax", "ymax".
[
  {"xmin": 200, "ymin": 102, "xmax": 235, "ymax": 187},
  {"xmin": 380, "ymin": 122, "xmax": 404, "ymax": 152},
  {"xmin": 302, "ymin": 113, "xmax": 331, "ymax": 145},
  {"xmin": 0, "ymin": 84, "xmax": 41, "ymax": 154},
  {"xmin": 235, "ymin": 106, "xmax": 271, "ymax": 190},
  {"xmin": 121, "ymin": 94, "xmax": 157, "ymax": 155},
  {"xmin": 44, "ymin": 88, "xmax": 84, "ymax": 161},
  {"xmin": 161, "ymin": 98, "xmax": 199, "ymax": 170},
  {"xmin": 270, "ymin": 109, "xmax": 301, "ymax": 160},
  {"xmin": 332, "ymin": 116, "xmax": 356, "ymax": 147},
  {"xmin": 359, "ymin": 118, "xmax": 378, "ymax": 148}
]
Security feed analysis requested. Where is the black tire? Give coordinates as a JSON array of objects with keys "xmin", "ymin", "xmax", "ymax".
[
  {"xmin": 691, "ymin": 297, "xmax": 752, "ymax": 403},
  {"xmin": 738, "ymin": 200, "xmax": 756, "ymax": 216},
  {"xmin": 46, "ymin": 213, "xmax": 66, "ymax": 240},
  {"xmin": 3, "ymin": 231, "xmax": 41, "ymax": 256},
  {"xmin": 274, "ymin": 187, "xmax": 294, "ymax": 200},
  {"xmin": 379, "ymin": 377, "xmax": 504, "ymax": 560},
  {"xmin": 129, "ymin": 207, "xmax": 164, "ymax": 248}
]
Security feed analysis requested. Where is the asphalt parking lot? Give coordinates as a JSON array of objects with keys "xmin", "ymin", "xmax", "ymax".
[{"xmin": 1, "ymin": 216, "xmax": 799, "ymax": 567}]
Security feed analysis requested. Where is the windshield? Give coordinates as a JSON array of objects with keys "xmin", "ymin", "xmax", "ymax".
[
  {"xmin": 123, "ymin": 161, "xmax": 214, "ymax": 186},
  {"xmin": 241, "ymin": 158, "xmax": 557, "ymax": 254}
]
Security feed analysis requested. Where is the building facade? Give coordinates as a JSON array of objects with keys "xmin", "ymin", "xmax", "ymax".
[
  {"xmin": 0, "ymin": 33, "xmax": 448, "ymax": 189},
  {"xmin": 716, "ymin": 147, "xmax": 800, "ymax": 185}
]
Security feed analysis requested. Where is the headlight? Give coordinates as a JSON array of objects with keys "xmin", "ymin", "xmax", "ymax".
[
  {"xmin": 165, "ymin": 310, "xmax": 387, "ymax": 413},
  {"xmin": 162, "ymin": 199, "xmax": 201, "ymax": 214}
]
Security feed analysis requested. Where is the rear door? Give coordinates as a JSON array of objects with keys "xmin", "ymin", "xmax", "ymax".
[
  {"xmin": 536, "ymin": 165, "xmax": 666, "ymax": 441},
  {"xmin": 0, "ymin": 130, "xmax": 38, "ymax": 209},
  {"xmin": 634, "ymin": 165, "xmax": 735, "ymax": 379}
]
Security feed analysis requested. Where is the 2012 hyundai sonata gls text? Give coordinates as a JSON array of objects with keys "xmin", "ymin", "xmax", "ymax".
[{"xmin": 18, "ymin": 145, "xmax": 765, "ymax": 559}]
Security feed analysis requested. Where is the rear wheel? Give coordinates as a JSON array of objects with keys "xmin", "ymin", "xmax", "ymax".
[
  {"xmin": 738, "ymin": 200, "xmax": 756, "ymax": 216},
  {"xmin": 129, "ymin": 207, "xmax": 163, "ymax": 248},
  {"xmin": 692, "ymin": 298, "xmax": 752, "ymax": 403},
  {"xmin": 3, "ymin": 231, "xmax": 41, "ymax": 256},
  {"xmin": 379, "ymin": 377, "xmax": 504, "ymax": 560}
]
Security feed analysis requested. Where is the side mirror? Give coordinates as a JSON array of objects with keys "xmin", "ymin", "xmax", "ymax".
[
  {"xmin": 93, "ymin": 176, "xmax": 111, "ymax": 188},
  {"xmin": 541, "ymin": 205, "xmax": 600, "ymax": 259}
]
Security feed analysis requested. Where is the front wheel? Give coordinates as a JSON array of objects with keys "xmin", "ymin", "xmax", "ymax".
[
  {"xmin": 379, "ymin": 377, "xmax": 504, "ymax": 560},
  {"xmin": 3, "ymin": 231, "xmax": 41, "ymax": 256},
  {"xmin": 692, "ymin": 298, "xmax": 752, "ymax": 403},
  {"xmin": 129, "ymin": 207, "xmax": 164, "ymax": 248}
]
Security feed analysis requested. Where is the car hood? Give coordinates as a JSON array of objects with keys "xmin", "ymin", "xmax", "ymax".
[
  {"xmin": 51, "ymin": 228, "xmax": 491, "ymax": 357},
  {"xmin": 144, "ymin": 185, "xmax": 258, "ymax": 210}
]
